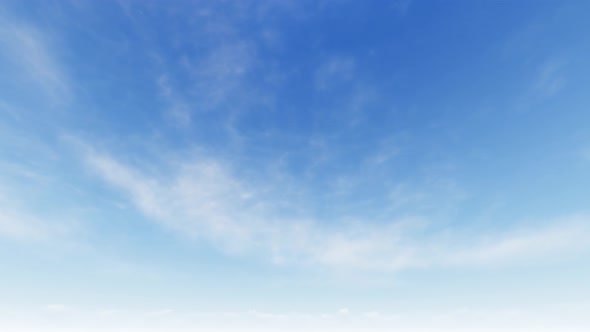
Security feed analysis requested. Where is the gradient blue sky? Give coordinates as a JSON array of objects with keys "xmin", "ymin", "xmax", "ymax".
[{"xmin": 1, "ymin": 1, "xmax": 590, "ymax": 331}]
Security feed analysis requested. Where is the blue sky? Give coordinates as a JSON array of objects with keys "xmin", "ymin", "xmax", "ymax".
[{"xmin": 1, "ymin": 0, "xmax": 590, "ymax": 331}]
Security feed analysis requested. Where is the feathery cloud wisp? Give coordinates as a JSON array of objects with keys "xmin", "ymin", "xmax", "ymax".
[
  {"xmin": 0, "ymin": 19, "xmax": 70, "ymax": 104},
  {"xmin": 81, "ymin": 145, "xmax": 590, "ymax": 271}
]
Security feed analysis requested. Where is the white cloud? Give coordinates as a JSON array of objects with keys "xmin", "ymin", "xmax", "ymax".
[
  {"xmin": 0, "ymin": 209, "xmax": 45, "ymax": 240},
  {"xmin": 181, "ymin": 40, "xmax": 259, "ymax": 112},
  {"xmin": 0, "ymin": 179, "xmax": 80, "ymax": 242},
  {"xmin": 0, "ymin": 184, "xmax": 75, "ymax": 241},
  {"xmin": 81, "ymin": 145, "xmax": 590, "ymax": 271},
  {"xmin": 0, "ymin": 205, "xmax": 78, "ymax": 242},
  {"xmin": 0, "ymin": 19, "xmax": 70, "ymax": 104},
  {"xmin": 446, "ymin": 219, "xmax": 590, "ymax": 266}
]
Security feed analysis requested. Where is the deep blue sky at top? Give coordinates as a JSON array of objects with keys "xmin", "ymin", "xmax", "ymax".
[{"xmin": 2, "ymin": 0, "xmax": 589, "ymax": 226}]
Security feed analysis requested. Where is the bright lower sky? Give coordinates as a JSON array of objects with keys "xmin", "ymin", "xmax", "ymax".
[{"xmin": 1, "ymin": 1, "xmax": 590, "ymax": 331}]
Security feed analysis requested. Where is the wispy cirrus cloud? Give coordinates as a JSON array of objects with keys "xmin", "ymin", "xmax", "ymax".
[
  {"xmin": 532, "ymin": 59, "xmax": 568, "ymax": 99},
  {"xmin": 0, "ymin": 18, "xmax": 70, "ymax": 104},
  {"xmin": 0, "ymin": 209, "xmax": 45, "ymax": 240},
  {"xmin": 157, "ymin": 74, "xmax": 193, "ymax": 127},
  {"xmin": 80, "ymin": 144, "xmax": 590, "ymax": 271},
  {"xmin": 0, "ymin": 192, "xmax": 79, "ymax": 242},
  {"xmin": 155, "ymin": 40, "xmax": 262, "ymax": 130}
]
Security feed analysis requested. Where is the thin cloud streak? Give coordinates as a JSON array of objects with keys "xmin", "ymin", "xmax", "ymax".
[
  {"xmin": 0, "ymin": 204, "xmax": 79, "ymax": 242},
  {"xmin": 81, "ymin": 145, "xmax": 590, "ymax": 271},
  {"xmin": 0, "ymin": 18, "xmax": 70, "ymax": 104}
]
